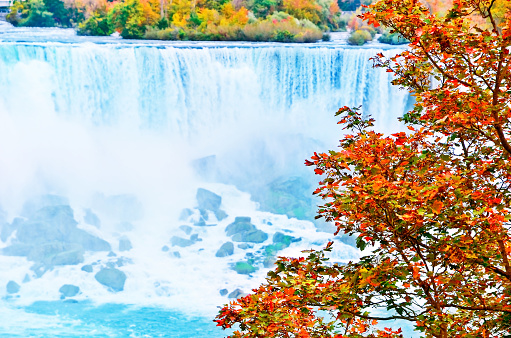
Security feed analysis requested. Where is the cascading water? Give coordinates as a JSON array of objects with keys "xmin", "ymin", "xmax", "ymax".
[{"xmin": 0, "ymin": 28, "xmax": 416, "ymax": 337}]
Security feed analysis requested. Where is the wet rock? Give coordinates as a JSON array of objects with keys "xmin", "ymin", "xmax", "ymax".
[
  {"xmin": 68, "ymin": 229, "xmax": 111, "ymax": 252},
  {"xmin": 199, "ymin": 209, "xmax": 209, "ymax": 221},
  {"xmin": 95, "ymin": 267, "xmax": 126, "ymax": 292},
  {"xmin": 179, "ymin": 225, "xmax": 192, "ymax": 235},
  {"xmin": 225, "ymin": 218, "xmax": 256, "ymax": 236},
  {"xmin": 190, "ymin": 234, "xmax": 201, "ymax": 242},
  {"xmin": 116, "ymin": 257, "xmax": 132, "ymax": 267},
  {"xmin": 170, "ymin": 236, "xmax": 194, "ymax": 247},
  {"xmin": 273, "ymin": 232, "xmax": 301, "ymax": 246},
  {"xmin": 256, "ymin": 177, "xmax": 314, "ymax": 221},
  {"xmin": 59, "ymin": 284, "xmax": 80, "ymax": 298},
  {"xmin": 196, "ymin": 188, "xmax": 221, "ymax": 212},
  {"xmin": 214, "ymin": 209, "xmax": 228, "ymax": 221},
  {"xmin": 84, "ymin": 209, "xmax": 101, "ymax": 228},
  {"xmin": 215, "ymin": 242, "xmax": 234, "ymax": 257},
  {"xmin": 179, "ymin": 208, "xmax": 193, "ymax": 221},
  {"xmin": 64, "ymin": 299, "xmax": 78, "ymax": 304},
  {"xmin": 81, "ymin": 265, "xmax": 93, "ymax": 273},
  {"xmin": 6, "ymin": 281, "xmax": 20, "ymax": 294},
  {"xmin": 161, "ymin": 245, "xmax": 169, "ymax": 252},
  {"xmin": 237, "ymin": 243, "xmax": 253, "ymax": 250},
  {"xmin": 23, "ymin": 274, "xmax": 31, "ymax": 283},
  {"xmin": 51, "ymin": 249, "xmax": 84, "ymax": 266},
  {"xmin": 233, "ymin": 262, "xmax": 257, "ymax": 275},
  {"xmin": 219, "ymin": 289, "xmax": 228, "ymax": 296},
  {"xmin": 31, "ymin": 264, "xmax": 48, "ymax": 278},
  {"xmin": 232, "ymin": 230, "xmax": 268, "ymax": 243},
  {"xmin": 2, "ymin": 243, "xmax": 34, "ymax": 257},
  {"xmin": 228, "ymin": 289, "xmax": 246, "ymax": 298},
  {"xmin": 119, "ymin": 237, "xmax": 132, "ymax": 251},
  {"xmin": 2, "ymin": 205, "xmax": 110, "ymax": 269},
  {"xmin": 193, "ymin": 218, "xmax": 207, "ymax": 227},
  {"xmin": 171, "ymin": 251, "xmax": 181, "ymax": 258},
  {"xmin": 21, "ymin": 194, "xmax": 69, "ymax": 218}
]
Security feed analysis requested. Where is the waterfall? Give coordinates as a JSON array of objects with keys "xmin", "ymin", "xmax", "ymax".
[{"xmin": 0, "ymin": 40, "xmax": 412, "ymax": 327}]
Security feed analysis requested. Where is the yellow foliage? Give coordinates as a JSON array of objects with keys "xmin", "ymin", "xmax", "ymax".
[{"xmin": 172, "ymin": 12, "xmax": 189, "ymax": 27}]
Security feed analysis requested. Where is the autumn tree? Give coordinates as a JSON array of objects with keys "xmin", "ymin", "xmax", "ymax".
[{"xmin": 215, "ymin": 0, "xmax": 511, "ymax": 337}]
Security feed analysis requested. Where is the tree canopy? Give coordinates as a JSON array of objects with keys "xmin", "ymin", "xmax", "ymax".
[{"xmin": 215, "ymin": 0, "xmax": 511, "ymax": 337}]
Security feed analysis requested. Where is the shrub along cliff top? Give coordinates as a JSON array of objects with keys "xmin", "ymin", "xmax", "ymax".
[{"xmin": 7, "ymin": 0, "xmax": 346, "ymax": 41}]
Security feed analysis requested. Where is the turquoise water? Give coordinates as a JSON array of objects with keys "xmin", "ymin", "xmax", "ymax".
[{"xmin": 2, "ymin": 302, "xmax": 229, "ymax": 337}]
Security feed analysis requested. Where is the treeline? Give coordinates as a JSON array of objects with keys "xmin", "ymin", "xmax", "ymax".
[{"xmin": 7, "ymin": 0, "xmax": 346, "ymax": 41}]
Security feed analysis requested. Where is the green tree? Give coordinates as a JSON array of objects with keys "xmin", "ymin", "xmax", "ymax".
[{"xmin": 108, "ymin": 0, "xmax": 146, "ymax": 38}]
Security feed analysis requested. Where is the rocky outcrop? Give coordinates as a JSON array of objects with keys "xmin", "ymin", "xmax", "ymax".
[
  {"xmin": 215, "ymin": 242, "xmax": 234, "ymax": 257},
  {"xmin": 228, "ymin": 289, "xmax": 247, "ymax": 298},
  {"xmin": 6, "ymin": 281, "xmax": 20, "ymax": 294},
  {"xmin": 59, "ymin": 284, "xmax": 80, "ymax": 298},
  {"xmin": 232, "ymin": 262, "xmax": 257, "ymax": 274},
  {"xmin": 225, "ymin": 217, "xmax": 268, "ymax": 243},
  {"xmin": 1, "ymin": 205, "xmax": 111, "ymax": 272},
  {"xmin": 196, "ymin": 188, "xmax": 228, "ymax": 222},
  {"xmin": 119, "ymin": 237, "xmax": 132, "ymax": 251},
  {"xmin": 94, "ymin": 267, "xmax": 126, "ymax": 292}
]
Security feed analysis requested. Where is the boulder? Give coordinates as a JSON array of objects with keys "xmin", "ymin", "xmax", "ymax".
[
  {"xmin": 193, "ymin": 218, "xmax": 207, "ymax": 227},
  {"xmin": 161, "ymin": 245, "xmax": 169, "ymax": 252},
  {"xmin": 51, "ymin": 249, "xmax": 84, "ymax": 266},
  {"xmin": 95, "ymin": 268, "xmax": 127, "ymax": 292},
  {"xmin": 68, "ymin": 229, "xmax": 111, "ymax": 252},
  {"xmin": 228, "ymin": 288, "xmax": 246, "ymax": 298},
  {"xmin": 215, "ymin": 242, "xmax": 234, "ymax": 257},
  {"xmin": 237, "ymin": 243, "xmax": 253, "ymax": 250},
  {"xmin": 179, "ymin": 208, "xmax": 193, "ymax": 221},
  {"xmin": 273, "ymin": 232, "xmax": 301, "ymax": 246},
  {"xmin": 196, "ymin": 188, "xmax": 221, "ymax": 212},
  {"xmin": 214, "ymin": 209, "xmax": 228, "ymax": 221},
  {"xmin": 21, "ymin": 194, "xmax": 69, "ymax": 218},
  {"xmin": 116, "ymin": 257, "xmax": 132, "ymax": 267},
  {"xmin": 59, "ymin": 284, "xmax": 80, "ymax": 298},
  {"xmin": 179, "ymin": 225, "xmax": 192, "ymax": 235},
  {"xmin": 170, "ymin": 236, "xmax": 194, "ymax": 247},
  {"xmin": 27, "ymin": 242, "xmax": 81, "ymax": 264},
  {"xmin": 6, "ymin": 281, "xmax": 20, "ymax": 294},
  {"xmin": 225, "ymin": 220, "xmax": 256, "ymax": 237},
  {"xmin": 219, "ymin": 289, "xmax": 228, "ymax": 296},
  {"xmin": 81, "ymin": 265, "xmax": 93, "ymax": 273},
  {"xmin": 233, "ymin": 262, "xmax": 257, "ymax": 275},
  {"xmin": 232, "ymin": 230, "xmax": 268, "ymax": 243},
  {"xmin": 190, "ymin": 234, "xmax": 201, "ymax": 242},
  {"xmin": 84, "ymin": 209, "xmax": 101, "ymax": 228},
  {"xmin": 256, "ymin": 177, "xmax": 314, "ymax": 221},
  {"xmin": 119, "ymin": 237, "xmax": 132, "ymax": 251},
  {"xmin": 2, "ymin": 243, "xmax": 34, "ymax": 257}
]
